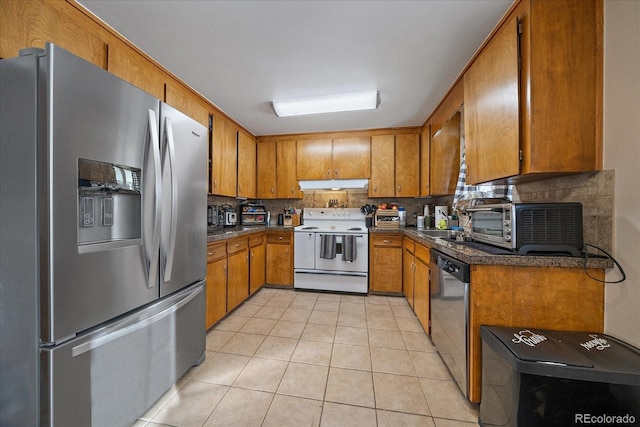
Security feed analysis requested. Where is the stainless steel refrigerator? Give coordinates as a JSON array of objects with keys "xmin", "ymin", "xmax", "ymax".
[{"xmin": 0, "ymin": 43, "xmax": 207, "ymax": 426}]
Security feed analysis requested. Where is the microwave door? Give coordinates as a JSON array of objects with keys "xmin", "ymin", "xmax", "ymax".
[
  {"xmin": 44, "ymin": 45, "xmax": 161, "ymax": 343},
  {"xmin": 158, "ymin": 103, "xmax": 207, "ymax": 297}
]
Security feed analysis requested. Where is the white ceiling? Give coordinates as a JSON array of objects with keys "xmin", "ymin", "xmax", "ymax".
[{"xmin": 77, "ymin": 0, "xmax": 513, "ymax": 136}]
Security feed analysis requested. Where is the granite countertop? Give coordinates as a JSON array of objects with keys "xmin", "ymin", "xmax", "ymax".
[
  {"xmin": 207, "ymin": 225, "xmax": 293, "ymax": 243},
  {"xmin": 207, "ymin": 225, "xmax": 612, "ymax": 269},
  {"xmin": 372, "ymin": 227, "xmax": 613, "ymax": 269}
]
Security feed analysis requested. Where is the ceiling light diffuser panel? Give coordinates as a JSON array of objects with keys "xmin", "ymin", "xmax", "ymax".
[{"xmin": 271, "ymin": 91, "xmax": 380, "ymax": 117}]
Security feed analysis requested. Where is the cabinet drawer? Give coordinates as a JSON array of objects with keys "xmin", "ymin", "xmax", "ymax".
[
  {"xmin": 415, "ymin": 243, "xmax": 430, "ymax": 264},
  {"xmin": 372, "ymin": 234, "xmax": 403, "ymax": 247},
  {"xmin": 227, "ymin": 237, "xmax": 248, "ymax": 255},
  {"xmin": 207, "ymin": 241, "xmax": 226, "ymax": 264},
  {"xmin": 403, "ymin": 236, "xmax": 415, "ymax": 253},
  {"xmin": 266, "ymin": 231, "xmax": 292, "ymax": 244},
  {"xmin": 248, "ymin": 233, "xmax": 264, "ymax": 247}
]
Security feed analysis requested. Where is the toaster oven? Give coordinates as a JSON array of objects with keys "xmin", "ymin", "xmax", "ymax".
[{"xmin": 466, "ymin": 202, "xmax": 583, "ymax": 256}]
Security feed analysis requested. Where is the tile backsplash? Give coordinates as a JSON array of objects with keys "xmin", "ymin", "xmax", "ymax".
[{"xmin": 208, "ymin": 169, "xmax": 614, "ymax": 252}]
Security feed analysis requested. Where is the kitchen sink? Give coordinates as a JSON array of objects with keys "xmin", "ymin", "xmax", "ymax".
[{"xmin": 415, "ymin": 229, "xmax": 452, "ymax": 238}]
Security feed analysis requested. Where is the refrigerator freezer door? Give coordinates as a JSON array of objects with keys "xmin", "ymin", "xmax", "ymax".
[
  {"xmin": 44, "ymin": 44, "xmax": 161, "ymax": 343},
  {"xmin": 41, "ymin": 281, "xmax": 206, "ymax": 427},
  {"xmin": 159, "ymin": 103, "xmax": 207, "ymax": 297}
]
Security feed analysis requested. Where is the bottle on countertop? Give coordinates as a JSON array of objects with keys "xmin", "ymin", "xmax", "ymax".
[{"xmin": 398, "ymin": 207, "xmax": 406, "ymax": 226}]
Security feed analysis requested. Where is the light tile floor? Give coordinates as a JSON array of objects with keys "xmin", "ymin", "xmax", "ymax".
[{"xmin": 134, "ymin": 288, "xmax": 479, "ymax": 427}]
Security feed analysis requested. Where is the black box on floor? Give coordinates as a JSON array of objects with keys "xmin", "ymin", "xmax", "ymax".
[{"xmin": 479, "ymin": 325, "xmax": 640, "ymax": 427}]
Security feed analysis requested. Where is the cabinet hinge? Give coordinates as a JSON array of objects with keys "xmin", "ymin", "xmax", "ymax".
[{"xmin": 519, "ymin": 150, "xmax": 524, "ymax": 161}]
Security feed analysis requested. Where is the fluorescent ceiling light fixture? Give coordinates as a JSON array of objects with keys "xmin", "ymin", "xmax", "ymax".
[{"xmin": 271, "ymin": 91, "xmax": 380, "ymax": 117}]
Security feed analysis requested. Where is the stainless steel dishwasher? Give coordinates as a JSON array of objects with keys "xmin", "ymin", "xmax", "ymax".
[{"xmin": 430, "ymin": 249, "xmax": 471, "ymax": 397}]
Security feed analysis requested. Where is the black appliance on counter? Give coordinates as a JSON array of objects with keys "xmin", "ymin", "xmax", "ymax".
[
  {"xmin": 207, "ymin": 205, "xmax": 223, "ymax": 231},
  {"xmin": 480, "ymin": 326, "xmax": 640, "ymax": 427},
  {"xmin": 239, "ymin": 202, "xmax": 268, "ymax": 226}
]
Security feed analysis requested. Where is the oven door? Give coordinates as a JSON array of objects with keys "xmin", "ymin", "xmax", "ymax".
[
  {"xmin": 315, "ymin": 233, "xmax": 368, "ymax": 273},
  {"xmin": 469, "ymin": 208, "xmax": 511, "ymax": 249}
]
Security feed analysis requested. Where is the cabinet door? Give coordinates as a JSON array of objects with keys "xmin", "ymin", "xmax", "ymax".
[
  {"xmin": 277, "ymin": 140, "xmax": 301, "ymax": 199},
  {"xmin": 369, "ymin": 135, "xmax": 395, "ymax": 197},
  {"xmin": 107, "ymin": 41, "xmax": 165, "ymax": 100},
  {"xmin": 266, "ymin": 231, "xmax": 292, "ymax": 286},
  {"xmin": 370, "ymin": 235, "xmax": 403, "ymax": 293},
  {"xmin": 237, "ymin": 132, "xmax": 256, "ymax": 199},
  {"xmin": 402, "ymin": 239, "xmax": 416, "ymax": 309},
  {"xmin": 413, "ymin": 253, "xmax": 430, "ymax": 333},
  {"xmin": 211, "ymin": 115, "xmax": 238, "ymax": 197},
  {"xmin": 165, "ymin": 79, "xmax": 211, "ymax": 128},
  {"xmin": 266, "ymin": 244, "xmax": 292, "ymax": 286},
  {"xmin": 206, "ymin": 252, "xmax": 227, "ymax": 329},
  {"xmin": 249, "ymin": 235, "xmax": 266, "ymax": 295},
  {"xmin": 332, "ymin": 137, "xmax": 371, "ymax": 179},
  {"xmin": 420, "ymin": 126, "xmax": 431, "ymax": 197},
  {"xmin": 395, "ymin": 134, "xmax": 420, "ymax": 197},
  {"xmin": 430, "ymin": 111, "xmax": 461, "ymax": 196},
  {"xmin": 257, "ymin": 141, "xmax": 277, "ymax": 199},
  {"xmin": 296, "ymin": 139, "xmax": 332, "ymax": 180},
  {"xmin": 464, "ymin": 17, "xmax": 519, "ymax": 185},
  {"xmin": 227, "ymin": 248, "xmax": 249, "ymax": 312}
]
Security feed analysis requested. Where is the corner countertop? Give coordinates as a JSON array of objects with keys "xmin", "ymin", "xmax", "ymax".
[
  {"xmin": 207, "ymin": 225, "xmax": 293, "ymax": 243},
  {"xmin": 371, "ymin": 227, "xmax": 613, "ymax": 269}
]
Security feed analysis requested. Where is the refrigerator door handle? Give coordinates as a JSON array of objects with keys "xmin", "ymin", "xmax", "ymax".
[
  {"xmin": 71, "ymin": 284, "xmax": 203, "ymax": 357},
  {"xmin": 145, "ymin": 108, "xmax": 162, "ymax": 288},
  {"xmin": 162, "ymin": 116, "xmax": 178, "ymax": 282}
]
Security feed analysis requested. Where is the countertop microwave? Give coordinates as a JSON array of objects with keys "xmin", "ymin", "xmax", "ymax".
[{"xmin": 466, "ymin": 202, "xmax": 583, "ymax": 256}]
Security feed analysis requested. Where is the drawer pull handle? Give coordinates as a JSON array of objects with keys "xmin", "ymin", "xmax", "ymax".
[
  {"xmin": 235, "ymin": 243, "xmax": 240, "ymax": 247},
  {"xmin": 208, "ymin": 252, "xmax": 213, "ymax": 256},
  {"xmin": 383, "ymin": 239, "xmax": 390, "ymax": 243}
]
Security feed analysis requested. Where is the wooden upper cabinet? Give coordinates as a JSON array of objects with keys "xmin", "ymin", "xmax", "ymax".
[
  {"xmin": 296, "ymin": 139, "xmax": 332, "ymax": 180},
  {"xmin": 237, "ymin": 132, "xmax": 256, "ymax": 199},
  {"xmin": 107, "ymin": 41, "xmax": 165, "ymax": 100},
  {"xmin": 465, "ymin": 0, "xmax": 603, "ymax": 184},
  {"xmin": 257, "ymin": 141, "xmax": 277, "ymax": 198},
  {"xmin": 464, "ymin": 16, "xmax": 520, "ymax": 185},
  {"xmin": 331, "ymin": 137, "xmax": 371, "ymax": 179},
  {"xmin": 297, "ymin": 137, "xmax": 371, "ymax": 180},
  {"xmin": 165, "ymin": 79, "xmax": 211, "ymax": 127},
  {"xmin": 0, "ymin": 0, "xmax": 109, "ymax": 68},
  {"xmin": 211, "ymin": 114, "xmax": 238, "ymax": 197},
  {"xmin": 430, "ymin": 111, "xmax": 461, "ymax": 196},
  {"xmin": 369, "ymin": 135, "xmax": 395, "ymax": 197},
  {"xmin": 419, "ymin": 125, "xmax": 431, "ymax": 197},
  {"xmin": 369, "ymin": 133, "xmax": 419, "ymax": 197},
  {"xmin": 395, "ymin": 134, "xmax": 420, "ymax": 197},
  {"xmin": 277, "ymin": 140, "xmax": 301, "ymax": 199}
]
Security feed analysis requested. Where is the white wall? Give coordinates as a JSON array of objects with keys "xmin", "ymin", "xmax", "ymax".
[{"xmin": 603, "ymin": 0, "xmax": 640, "ymax": 347}]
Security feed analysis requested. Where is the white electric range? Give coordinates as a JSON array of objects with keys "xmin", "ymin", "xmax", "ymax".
[{"xmin": 294, "ymin": 208, "xmax": 369, "ymax": 293}]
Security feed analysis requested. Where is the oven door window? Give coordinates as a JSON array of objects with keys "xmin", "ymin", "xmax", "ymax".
[{"xmin": 472, "ymin": 211, "xmax": 504, "ymax": 237}]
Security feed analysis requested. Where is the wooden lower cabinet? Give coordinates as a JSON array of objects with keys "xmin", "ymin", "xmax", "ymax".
[
  {"xmin": 205, "ymin": 241, "xmax": 227, "ymax": 329},
  {"xmin": 412, "ymin": 244, "xmax": 430, "ymax": 333},
  {"xmin": 370, "ymin": 234, "xmax": 403, "ymax": 293},
  {"xmin": 249, "ymin": 232, "xmax": 266, "ymax": 294},
  {"xmin": 402, "ymin": 237, "xmax": 416, "ymax": 308},
  {"xmin": 467, "ymin": 264, "xmax": 605, "ymax": 403},
  {"xmin": 266, "ymin": 230, "xmax": 293, "ymax": 286},
  {"xmin": 226, "ymin": 237, "xmax": 249, "ymax": 312}
]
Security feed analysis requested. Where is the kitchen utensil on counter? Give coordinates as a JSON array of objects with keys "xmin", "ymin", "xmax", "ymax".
[
  {"xmin": 435, "ymin": 206, "xmax": 448, "ymax": 229},
  {"xmin": 417, "ymin": 216, "xmax": 425, "ymax": 228}
]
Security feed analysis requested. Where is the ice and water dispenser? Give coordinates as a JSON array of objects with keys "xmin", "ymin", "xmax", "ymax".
[{"xmin": 77, "ymin": 159, "xmax": 141, "ymax": 246}]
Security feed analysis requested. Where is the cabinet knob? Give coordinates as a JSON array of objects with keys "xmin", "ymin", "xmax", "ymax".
[
  {"xmin": 235, "ymin": 243, "xmax": 240, "ymax": 247},
  {"xmin": 374, "ymin": 186, "xmax": 377, "ymax": 193},
  {"xmin": 383, "ymin": 239, "xmax": 390, "ymax": 243},
  {"xmin": 397, "ymin": 185, "xmax": 401, "ymax": 193},
  {"xmin": 335, "ymin": 168, "xmax": 338, "ymax": 176},
  {"xmin": 271, "ymin": 187, "xmax": 275, "ymax": 194},
  {"xmin": 208, "ymin": 252, "xmax": 213, "ymax": 256},
  {"xmin": 278, "ymin": 236, "xmax": 283, "ymax": 240}
]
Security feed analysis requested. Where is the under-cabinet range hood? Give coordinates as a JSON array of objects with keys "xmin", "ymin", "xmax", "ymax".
[{"xmin": 298, "ymin": 179, "xmax": 369, "ymax": 191}]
